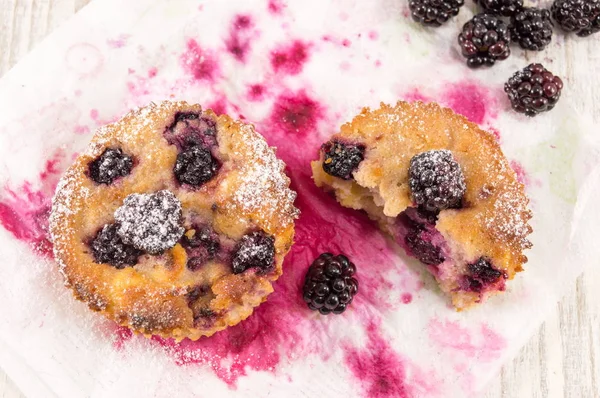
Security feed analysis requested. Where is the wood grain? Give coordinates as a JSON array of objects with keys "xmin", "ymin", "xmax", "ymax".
[{"xmin": 0, "ymin": 1, "xmax": 598, "ymax": 397}]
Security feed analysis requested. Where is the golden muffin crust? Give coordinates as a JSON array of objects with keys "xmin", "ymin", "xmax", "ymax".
[
  {"xmin": 312, "ymin": 101, "xmax": 532, "ymax": 309},
  {"xmin": 50, "ymin": 101, "xmax": 298, "ymax": 340}
]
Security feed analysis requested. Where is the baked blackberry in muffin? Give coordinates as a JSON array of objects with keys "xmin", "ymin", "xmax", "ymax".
[
  {"xmin": 311, "ymin": 101, "xmax": 532, "ymax": 310},
  {"xmin": 50, "ymin": 101, "xmax": 298, "ymax": 340}
]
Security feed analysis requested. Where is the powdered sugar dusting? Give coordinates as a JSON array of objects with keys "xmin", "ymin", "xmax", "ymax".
[
  {"xmin": 232, "ymin": 123, "xmax": 299, "ymax": 231},
  {"xmin": 114, "ymin": 190, "xmax": 185, "ymax": 254}
]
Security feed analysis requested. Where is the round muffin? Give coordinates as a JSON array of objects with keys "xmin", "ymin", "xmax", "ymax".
[
  {"xmin": 50, "ymin": 101, "xmax": 298, "ymax": 340},
  {"xmin": 311, "ymin": 101, "xmax": 532, "ymax": 310}
]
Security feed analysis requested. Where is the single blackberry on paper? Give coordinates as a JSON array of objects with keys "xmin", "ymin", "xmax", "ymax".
[
  {"xmin": 408, "ymin": 0, "xmax": 465, "ymax": 26},
  {"xmin": 303, "ymin": 253, "xmax": 358, "ymax": 315},
  {"xmin": 505, "ymin": 63, "xmax": 563, "ymax": 116},
  {"xmin": 458, "ymin": 13, "xmax": 511, "ymax": 68},
  {"xmin": 510, "ymin": 7, "xmax": 554, "ymax": 51},
  {"xmin": 551, "ymin": 0, "xmax": 600, "ymax": 37}
]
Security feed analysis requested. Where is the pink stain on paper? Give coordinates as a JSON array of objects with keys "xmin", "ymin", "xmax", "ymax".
[
  {"xmin": 510, "ymin": 160, "xmax": 530, "ymax": 186},
  {"xmin": 268, "ymin": 90, "xmax": 323, "ymax": 137},
  {"xmin": 0, "ymin": 154, "xmax": 65, "ymax": 257},
  {"xmin": 428, "ymin": 319, "xmax": 506, "ymax": 361},
  {"xmin": 344, "ymin": 321, "xmax": 440, "ymax": 398},
  {"xmin": 441, "ymin": 81, "xmax": 499, "ymax": 125},
  {"xmin": 225, "ymin": 15, "xmax": 255, "ymax": 62},
  {"xmin": 270, "ymin": 40, "xmax": 310, "ymax": 75},
  {"xmin": 181, "ymin": 39, "xmax": 220, "ymax": 82}
]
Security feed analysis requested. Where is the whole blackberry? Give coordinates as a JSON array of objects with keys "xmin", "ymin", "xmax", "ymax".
[
  {"xmin": 302, "ymin": 253, "xmax": 358, "ymax": 315},
  {"xmin": 458, "ymin": 13, "xmax": 511, "ymax": 68},
  {"xmin": 510, "ymin": 7, "xmax": 554, "ymax": 51},
  {"xmin": 551, "ymin": 0, "xmax": 600, "ymax": 37},
  {"xmin": 409, "ymin": 0, "xmax": 465, "ymax": 26},
  {"xmin": 505, "ymin": 63, "xmax": 563, "ymax": 116},
  {"xmin": 88, "ymin": 148, "xmax": 133, "ymax": 185},
  {"xmin": 114, "ymin": 190, "xmax": 185, "ymax": 254},
  {"xmin": 409, "ymin": 150, "xmax": 466, "ymax": 213},
  {"xmin": 174, "ymin": 145, "xmax": 219, "ymax": 187},
  {"xmin": 474, "ymin": 0, "xmax": 523, "ymax": 16},
  {"xmin": 322, "ymin": 140, "xmax": 365, "ymax": 180},
  {"xmin": 90, "ymin": 224, "xmax": 142, "ymax": 268},
  {"xmin": 232, "ymin": 231, "xmax": 276, "ymax": 274}
]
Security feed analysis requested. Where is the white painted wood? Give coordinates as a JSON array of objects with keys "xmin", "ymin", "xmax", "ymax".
[{"xmin": 0, "ymin": 1, "xmax": 598, "ymax": 397}]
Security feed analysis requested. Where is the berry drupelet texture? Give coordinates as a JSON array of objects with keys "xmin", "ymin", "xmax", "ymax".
[
  {"xmin": 505, "ymin": 63, "xmax": 563, "ymax": 116},
  {"xmin": 510, "ymin": 7, "xmax": 554, "ymax": 51},
  {"xmin": 463, "ymin": 257, "xmax": 505, "ymax": 292},
  {"xmin": 174, "ymin": 145, "xmax": 219, "ymax": 187},
  {"xmin": 409, "ymin": 150, "xmax": 466, "ymax": 213},
  {"xmin": 114, "ymin": 190, "xmax": 184, "ymax": 255},
  {"xmin": 232, "ymin": 231, "xmax": 276, "ymax": 274},
  {"xmin": 90, "ymin": 223, "xmax": 142, "ymax": 268},
  {"xmin": 88, "ymin": 148, "xmax": 133, "ymax": 185},
  {"xmin": 458, "ymin": 13, "xmax": 511, "ymax": 68},
  {"xmin": 551, "ymin": 0, "xmax": 600, "ymax": 37},
  {"xmin": 302, "ymin": 253, "xmax": 358, "ymax": 315},
  {"xmin": 409, "ymin": 0, "xmax": 465, "ymax": 26},
  {"xmin": 322, "ymin": 140, "xmax": 365, "ymax": 180},
  {"xmin": 474, "ymin": 0, "xmax": 523, "ymax": 17}
]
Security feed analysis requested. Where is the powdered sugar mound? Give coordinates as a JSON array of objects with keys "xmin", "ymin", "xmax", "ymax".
[
  {"xmin": 232, "ymin": 124, "xmax": 299, "ymax": 229},
  {"xmin": 114, "ymin": 190, "xmax": 185, "ymax": 254}
]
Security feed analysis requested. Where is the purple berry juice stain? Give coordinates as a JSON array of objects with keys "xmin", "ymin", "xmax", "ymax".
[
  {"xmin": 0, "ymin": 154, "xmax": 65, "ymax": 257},
  {"xmin": 181, "ymin": 39, "xmax": 220, "ymax": 82},
  {"xmin": 225, "ymin": 15, "xmax": 254, "ymax": 63},
  {"xmin": 270, "ymin": 40, "xmax": 310, "ymax": 75},
  {"xmin": 441, "ymin": 81, "xmax": 499, "ymax": 125}
]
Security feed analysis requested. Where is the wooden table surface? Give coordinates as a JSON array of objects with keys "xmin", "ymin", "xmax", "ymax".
[{"xmin": 0, "ymin": 1, "xmax": 598, "ymax": 397}]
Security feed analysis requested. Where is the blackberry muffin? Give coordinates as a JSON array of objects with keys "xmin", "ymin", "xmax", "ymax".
[
  {"xmin": 50, "ymin": 101, "xmax": 298, "ymax": 341},
  {"xmin": 311, "ymin": 101, "xmax": 532, "ymax": 310}
]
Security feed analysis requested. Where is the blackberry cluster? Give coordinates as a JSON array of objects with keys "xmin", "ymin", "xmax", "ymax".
[
  {"xmin": 322, "ymin": 140, "xmax": 365, "ymax": 180},
  {"xmin": 174, "ymin": 145, "xmax": 219, "ymax": 187},
  {"xmin": 510, "ymin": 7, "xmax": 554, "ymax": 50},
  {"xmin": 464, "ymin": 257, "xmax": 504, "ymax": 292},
  {"xmin": 458, "ymin": 13, "xmax": 511, "ymax": 68},
  {"xmin": 90, "ymin": 224, "xmax": 142, "ymax": 268},
  {"xmin": 88, "ymin": 148, "xmax": 133, "ymax": 185},
  {"xmin": 505, "ymin": 63, "xmax": 563, "ymax": 116},
  {"xmin": 408, "ymin": 0, "xmax": 465, "ymax": 26},
  {"xmin": 302, "ymin": 253, "xmax": 358, "ymax": 315},
  {"xmin": 474, "ymin": 0, "xmax": 523, "ymax": 17},
  {"xmin": 232, "ymin": 231, "xmax": 276, "ymax": 274},
  {"xmin": 409, "ymin": 150, "xmax": 466, "ymax": 213},
  {"xmin": 552, "ymin": 0, "xmax": 600, "ymax": 37}
]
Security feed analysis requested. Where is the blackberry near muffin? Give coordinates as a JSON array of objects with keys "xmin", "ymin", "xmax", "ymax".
[
  {"xmin": 311, "ymin": 101, "xmax": 532, "ymax": 310},
  {"xmin": 50, "ymin": 101, "xmax": 298, "ymax": 340}
]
